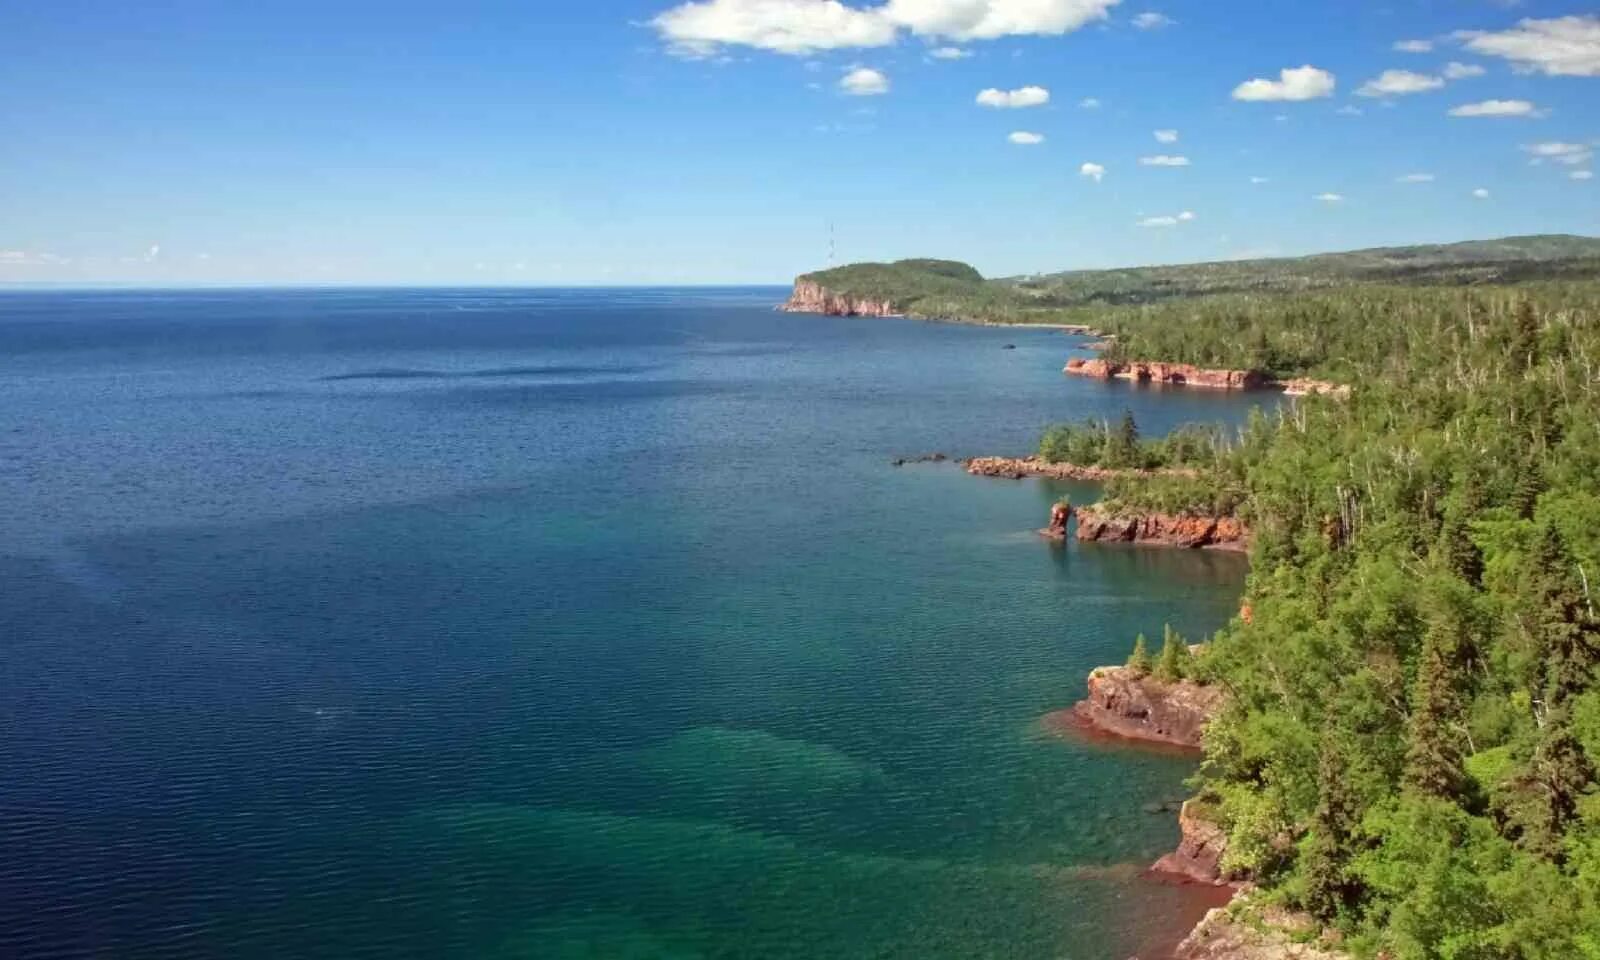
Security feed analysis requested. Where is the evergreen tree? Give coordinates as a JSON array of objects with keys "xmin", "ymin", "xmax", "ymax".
[
  {"xmin": 1403, "ymin": 615, "xmax": 1469, "ymax": 801},
  {"xmin": 1303, "ymin": 735, "xmax": 1365, "ymax": 921},
  {"xmin": 1127, "ymin": 634, "xmax": 1152, "ymax": 675},
  {"xmin": 1155, "ymin": 625, "xmax": 1190, "ymax": 682}
]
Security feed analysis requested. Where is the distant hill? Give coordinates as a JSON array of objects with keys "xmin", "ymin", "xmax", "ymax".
[{"xmin": 793, "ymin": 236, "xmax": 1600, "ymax": 320}]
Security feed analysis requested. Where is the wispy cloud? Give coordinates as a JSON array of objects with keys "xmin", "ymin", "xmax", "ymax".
[
  {"xmin": 1137, "ymin": 210, "xmax": 1196, "ymax": 227},
  {"xmin": 1314, "ymin": 192, "xmax": 1345, "ymax": 202},
  {"xmin": 1472, "ymin": 188, "xmax": 1490, "ymax": 199},
  {"xmin": 1008, "ymin": 131, "xmax": 1045, "ymax": 145},
  {"xmin": 1357, "ymin": 69, "xmax": 1445, "ymax": 97},
  {"xmin": 1232, "ymin": 65, "xmax": 1336, "ymax": 101},
  {"xmin": 1523, "ymin": 142, "xmax": 1593, "ymax": 165},
  {"xmin": 1448, "ymin": 99, "xmax": 1540, "ymax": 118},
  {"xmin": 1443, "ymin": 61, "xmax": 1485, "ymax": 80},
  {"xmin": 976, "ymin": 85, "xmax": 1050, "ymax": 108},
  {"xmin": 1132, "ymin": 12, "xmax": 1175, "ymax": 30},
  {"xmin": 1139, "ymin": 154, "xmax": 1190, "ymax": 167},
  {"xmin": 928, "ymin": 46, "xmax": 971, "ymax": 60},
  {"xmin": 1080, "ymin": 161, "xmax": 1106, "ymax": 182},
  {"xmin": 1396, "ymin": 173, "xmax": 1435, "ymax": 183},
  {"xmin": 1573, "ymin": 170, "xmax": 1596, "ymax": 181},
  {"xmin": 1078, "ymin": 97, "xmax": 1101, "ymax": 109},
  {"xmin": 1153, "ymin": 129, "xmax": 1179, "ymax": 143},
  {"xmin": 1456, "ymin": 16, "xmax": 1600, "ymax": 77},
  {"xmin": 1393, "ymin": 39, "xmax": 1434, "ymax": 53}
]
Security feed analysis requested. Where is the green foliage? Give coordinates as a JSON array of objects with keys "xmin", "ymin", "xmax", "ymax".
[
  {"xmin": 1076, "ymin": 279, "xmax": 1600, "ymax": 955},
  {"xmin": 1155, "ymin": 624, "xmax": 1194, "ymax": 682},
  {"xmin": 1127, "ymin": 634, "xmax": 1152, "ymax": 675}
]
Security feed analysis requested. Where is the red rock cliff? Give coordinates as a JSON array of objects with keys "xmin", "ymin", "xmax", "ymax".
[
  {"xmin": 1073, "ymin": 663, "xmax": 1224, "ymax": 749},
  {"xmin": 781, "ymin": 280, "xmax": 900, "ymax": 317},
  {"xmin": 1151, "ymin": 801, "xmax": 1232, "ymax": 885},
  {"xmin": 1073, "ymin": 505, "xmax": 1249, "ymax": 552},
  {"xmin": 1064, "ymin": 357, "xmax": 1268, "ymax": 390}
]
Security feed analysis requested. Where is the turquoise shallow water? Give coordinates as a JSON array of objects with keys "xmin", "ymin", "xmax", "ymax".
[{"xmin": 0, "ymin": 288, "xmax": 1259, "ymax": 958}]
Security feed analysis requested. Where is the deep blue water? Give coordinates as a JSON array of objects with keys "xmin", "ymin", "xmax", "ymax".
[{"xmin": 0, "ymin": 288, "xmax": 1263, "ymax": 959}]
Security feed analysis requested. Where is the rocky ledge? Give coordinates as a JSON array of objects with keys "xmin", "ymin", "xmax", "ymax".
[
  {"xmin": 1151, "ymin": 800, "xmax": 1233, "ymax": 886},
  {"xmin": 780, "ymin": 280, "xmax": 900, "ymax": 317},
  {"xmin": 964, "ymin": 455, "xmax": 1194, "ymax": 483},
  {"xmin": 1174, "ymin": 894, "xmax": 1348, "ymax": 960},
  {"xmin": 1072, "ymin": 662, "xmax": 1224, "ymax": 749},
  {"xmin": 1074, "ymin": 504, "xmax": 1249, "ymax": 552},
  {"xmin": 1064, "ymin": 357, "xmax": 1350, "ymax": 399}
]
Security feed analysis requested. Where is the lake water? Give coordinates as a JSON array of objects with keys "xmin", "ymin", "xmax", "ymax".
[{"xmin": 0, "ymin": 288, "xmax": 1263, "ymax": 959}]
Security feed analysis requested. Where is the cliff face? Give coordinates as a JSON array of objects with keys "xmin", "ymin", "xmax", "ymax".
[
  {"xmin": 781, "ymin": 280, "xmax": 900, "ymax": 317},
  {"xmin": 1064, "ymin": 357, "xmax": 1350, "ymax": 399},
  {"xmin": 1073, "ymin": 663, "xmax": 1224, "ymax": 748},
  {"xmin": 1074, "ymin": 505, "xmax": 1249, "ymax": 551},
  {"xmin": 1064, "ymin": 357, "xmax": 1268, "ymax": 390},
  {"xmin": 1151, "ymin": 801, "xmax": 1231, "ymax": 885}
]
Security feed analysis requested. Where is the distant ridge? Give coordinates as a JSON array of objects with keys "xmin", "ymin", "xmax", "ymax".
[{"xmin": 791, "ymin": 235, "xmax": 1600, "ymax": 320}]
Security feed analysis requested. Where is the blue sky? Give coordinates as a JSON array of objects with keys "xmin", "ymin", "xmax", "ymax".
[{"xmin": 1, "ymin": 1, "xmax": 1596, "ymax": 285}]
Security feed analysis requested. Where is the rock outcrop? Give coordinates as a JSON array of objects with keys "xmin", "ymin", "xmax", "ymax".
[
  {"xmin": 1073, "ymin": 505, "xmax": 1249, "ymax": 552},
  {"xmin": 1073, "ymin": 663, "xmax": 1224, "ymax": 749},
  {"xmin": 1042, "ymin": 502, "xmax": 1071, "ymax": 540},
  {"xmin": 1151, "ymin": 801, "xmax": 1232, "ymax": 885},
  {"xmin": 1064, "ymin": 357, "xmax": 1268, "ymax": 390},
  {"xmin": 964, "ymin": 456, "xmax": 1196, "ymax": 482},
  {"xmin": 1064, "ymin": 357, "xmax": 1350, "ymax": 399},
  {"xmin": 781, "ymin": 280, "xmax": 900, "ymax": 317},
  {"xmin": 1174, "ymin": 895, "xmax": 1348, "ymax": 960}
]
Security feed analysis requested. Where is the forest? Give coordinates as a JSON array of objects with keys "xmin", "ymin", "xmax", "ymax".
[{"xmin": 1087, "ymin": 280, "xmax": 1600, "ymax": 958}]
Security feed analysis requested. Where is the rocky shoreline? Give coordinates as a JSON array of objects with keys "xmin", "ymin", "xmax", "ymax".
[
  {"xmin": 963, "ymin": 455, "xmax": 1194, "ymax": 482},
  {"xmin": 1073, "ymin": 504, "xmax": 1249, "ymax": 552},
  {"xmin": 1064, "ymin": 357, "xmax": 1351, "ymax": 400},
  {"xmin": 779, "ymin": 281, "xmax": 1100, "ymax": 332}
]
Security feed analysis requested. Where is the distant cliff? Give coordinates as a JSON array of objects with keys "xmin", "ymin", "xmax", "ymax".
[
  {"xmin": 781, "ymin": 280, "xmax": 901, "ymax": 317},
  {"xmin": 1064, "ymin": 358, "xmax": 1351, "ymax": 399}
]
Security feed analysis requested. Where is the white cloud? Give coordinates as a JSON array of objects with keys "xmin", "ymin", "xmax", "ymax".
[
  {"xmin": 976, "ymin": 85, "xmax": 1050, "ymax": 108},
  {"xmin": 0, "ymin": 250, "xmax": 70, "ymax": 267},
  {"xmin": 652, "ymin": 0, "xmax": 898, "ymax": 55},
  {"xmin": 1078, "ymin": 97, "xmax": 1101, "ymax": 109},
  {"xmin": 881, "ymin": 0, "xmax": 1122, "ymax": 42},
  {"xmin": 1574, "ymin": 170, "xmax": 1596, "ymax": 181},
  {"xmin": 146, "ymin": 244, "xmax": 161, "ymax": 262},
  {"xmin": 1456, "ymin": 16, "xmax": 1600, "ymax": 78},
  {"xmin": 1008, "ymin": 130, "xmax": 1045, "ymax": 144},
  {"xmin": 1249, "ymin": 176, "xmax": 1269, "ymax": 184},
  {"xmin": 1232, "ymin": 65, "xmax": 1336, "ymax": 101},
  {"xmin": 1448, "ymin": 99, "xmax": 1539, "ymax": 117},
  {"xmin": 840, "ymin": 66, "xmax": 890, "ymax": 95},
  {"xmin": 1137, "ymin": 210, "xmax": 1195, "ymax": 227},
  {"xmin": 651, "ymin": 0, "xmax": 1122, "ymax": 54},
  {"xmin": 1443, "ymin": 61, "xmax": 1486, "ymax": 80},
  {"xmin": 1314, "ymin": 192, "xmax": 1344, "ymax": 202},
  {"xmin": 1080, "ymin": 161, "xmax": 1106, "ymax": 182},
  {"xmin": 1473, "ymin": 188, "xmax": 1490, "ymax": 199},
  {"xmin": 1336, "ymin": 105, "xmax": 1364, "ymax": 116},
  {"xmin": 1139, "ymin": 154, "xmax": 1189, "ymax": 166},
  {"xmin": 1523, "ymin": 142, "xmax": 1594, "ymax": 165},
  {"xmin": 1153, "ymin": 128, "xmax": 1178, "ymax": 143},
  {"xmin": 1357, "ymin": 69, "xmax": 1445, "ymax": 97},
  {"xmin": 1394, "ymin": 39, "xmax": 1434, "ymax": 53},
  {"xmin": 929, "ymin": 46, "xmax": 971, "ymax": 59},
  {"xmin": 1132, "ymin": 12, "xmax": 1174, "ymax": 30},
  {"xmin": 1396, "ymin": 173, "xmax": 1435, "ymax": 183}
]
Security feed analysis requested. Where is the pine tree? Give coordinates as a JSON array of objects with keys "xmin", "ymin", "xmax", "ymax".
[
  {"xmin": 1156, "ymin": 625, "xmax": 1189, "ymax": 682},
  {"xmin": 1512, "ymin": 300, "xmax": 1540, "ymax": 373},
  {"xmin": 1434, "ymin": 512, "xmax": 1484, "ymax": 586},
  {"xmin": 1127, "ymin": 634, "xmax": 1152, "ymax": 675},
  {"xmin": 1303, "ymin": 735, "xmax": 1365, "ymax": 921},
  {"xmin": 1510, "ymin": 462, "xmax": 1544, "ymax": 521},
  {"xmin": 1403, "ymin": 615, "xmax": 1468, "ymax": 801},
  {"xmin": 1104, "ymin": 410, "xmax": 1140, "ymax": 468}
]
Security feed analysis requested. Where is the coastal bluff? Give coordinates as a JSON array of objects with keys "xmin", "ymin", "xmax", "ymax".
[
  {"xmin": 1072, "ymin": 662, "xmax": 1223, "ymax": 750},
  {"xmin": 1072, "ymin": 503, "xmax": 1249, "ymax": 552},
  {"xmin": 781, "ymin": 279, "xmax": 900, "ymax": 318},
  {"xmin": 1065, "ymin": 357, "xmax": 1351, "ymax": 400}
]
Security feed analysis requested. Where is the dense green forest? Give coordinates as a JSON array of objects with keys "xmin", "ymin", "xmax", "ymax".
[
  {"xmin": 795, "ymin": 236, "xmax": 1600, "ymax": 334},
  {"xmin": 1085, "ymin": 280, "xmax": 1600, "ymax": 957}
]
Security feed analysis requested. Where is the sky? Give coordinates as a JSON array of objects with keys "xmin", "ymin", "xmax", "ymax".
[{"xmin": 0, "ymin": 0, "xmax": 1597, "ymax": 286}]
